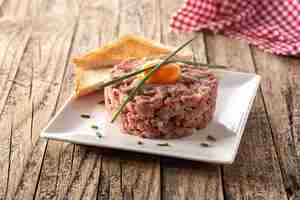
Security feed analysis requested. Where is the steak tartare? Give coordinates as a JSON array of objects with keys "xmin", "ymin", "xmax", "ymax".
[{"xmin": 105, "ymin": 59, "xmax": 218, "ymax": 139}]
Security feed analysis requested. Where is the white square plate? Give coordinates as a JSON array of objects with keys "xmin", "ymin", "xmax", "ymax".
[{"xmin": 41, "ymin": 70, "xmax": 260, "ymax": 164}]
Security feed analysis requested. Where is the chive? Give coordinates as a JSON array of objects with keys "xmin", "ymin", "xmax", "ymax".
[
  {"xmin": 200, "ymin": 142, "xmax": 211, "ymax": 147},
  {"xmin": 137, "ymin": 141, "xmax": 143, "ymax": 145},
  {"xmin": 91, "ymin": 125, "xmax": 99, "ymax": 130},
  {"xmin": 80, "ymin": 114, "xmax": 90, "ymax": 119},
  {"xmin": 206, "ymin": 135, "xmax": 217, "ymax": 142},
  {"xmin": 157, "ymin": 143, "xmax": 170, "ymax": 147},
  {"xmin": 96, "ymin": 132, "xmax": 102, "ymax": 138},
  {"xmin": 172, "ymin": 60, "xmax": 228, "ymax": 69},
  {"xmin": 111, "ymin": 35, "xmax": 199, "ymax": 123}
]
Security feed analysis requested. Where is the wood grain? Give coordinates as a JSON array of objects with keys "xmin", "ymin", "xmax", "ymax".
[
  {"xmin": 0, "ymin": 15, "xmax": 31, "ymax": 200},
  {"xmin": 0, "ymin": 0, "xmax": 78, "ymax": 199},
  {"xmin": 98, "ymin": 152, "xmax": 122, "ymax": 200},
  {"xmin": 121, "ymin": 154, "xmax": 160, "ymax": 200},
  {"xmin": 0, "ymin": 4, "xmax": 31, "ymax": 199},
  {"xmin": 225, "ymin": 94, "xmax": 288, "ymax": 200},
  {"xmin": 0, "ymin": 116, "xmax": 12, "ymax": 200},
  {"xmin": 252, "ymin": 49, "xmax": 300, "ymax": 200},
  {"xmin": 205, "ymin": 34, "xmax": 288, "ymax": 200},
  {"xmin": 0, "ymin": 19, "xmax": 31, "ymax": 117},
  {"xmin": 0, "ymin": 0, "xmax": 30, "ymax": 18},
  {"xmin": 56, "ymin": 145, "xmax": 102, "ymax": 200},
  {"xmin": 34, "ymin": 1, "xmax": 104, "ymax": 200}
]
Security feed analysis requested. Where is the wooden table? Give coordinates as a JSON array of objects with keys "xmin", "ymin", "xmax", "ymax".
[{"xmin": 1, "ymin": 0, "xmax": 300, "ymax": 199}]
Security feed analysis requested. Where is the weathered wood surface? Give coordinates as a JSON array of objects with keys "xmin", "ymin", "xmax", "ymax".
[
  {"xmin": 252, "ymin": 50, "xmax": 300, "ymax": 200},
  {"xmin": 206, "ymin": 35, "xmax": 288, "ymax": 200},
  {"xmin": 0, "ymin": 0, "xmax": 299, "ymax": 200}
]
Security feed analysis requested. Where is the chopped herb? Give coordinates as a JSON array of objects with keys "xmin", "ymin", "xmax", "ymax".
[
  {"xmin": 96, "ymin": 132, "xmax": 102, "ymax": 138},
  {"xmin": 157, "ymin": 143, "xmax": 170, "ymax": 147},
  {"xmin": 80, "ymin": 114, "xmax": 90, "ymax": 119},
  {"xmin": 137, "ymin": 141, "xmax": 143, "ymax": 145},
  {"xmin": 91, "ymin": 125, "xmax": 99, "ymax": 130},
  {"xmin": 200, "ymin": 142, "xmax": 211, "ymax": 147},
  {"xmin": 123, "ymin": 95, "xmax": 129, "ymax": 101},
  {"xmin": 171, "ymin": 60, "xmax": 228, "ymax": 69},
  {"xmin": 206, "ymin": 135, "xmax": 217, "ymax": 142}
]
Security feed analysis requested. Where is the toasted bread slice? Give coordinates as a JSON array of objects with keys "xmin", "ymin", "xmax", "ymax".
[
  {"xmin": 74, "ymin": 67, "xmax": 112, "ymax": 97},
  {"xmin": 72, "ymin": 34, "xmax": 192, "ymax": 69},
  {"xmin": 73, "ymin": 34, "xmax": 192, "ymax": 97}
]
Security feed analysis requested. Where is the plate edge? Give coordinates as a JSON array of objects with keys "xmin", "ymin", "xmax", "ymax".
[
  {"xmin": 40, "ymin": 93, "xmax": 75, "ymax": 136},
  {"xmin": 229, "ymin": 74, "xmax": 261, "ymax": 163}
]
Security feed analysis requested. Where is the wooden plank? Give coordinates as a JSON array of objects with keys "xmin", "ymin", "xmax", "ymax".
[
  {"xmin": 0, "ymin": 18, "xmax": 31, "ymax": 116},
  {"xmin": 13, "ymin": 25, "xmax": 76, "ymax": 200},
  {"xmin": 0, "ymin": 0, "xmax": 33, "ymax": 18},
  {"xmin": 162, "ymin": 159, "xmax": 223, "ymax": 200},
  {"xmin": 98, "ymin": 151, "xmax": 122, "ymax": 200},
  {"xmin": 36, "ymin": 141, "xmax": 75, "ymax": 200},
  {"xmin": 35, "ymin": 1, "xmax": 105, "ymax": 199},
  {"xmin": 118, "ymin": 0, "xmax": 161, "ymax": 39},
  {"xmin": 0, "ymin": 16, "xmax": 31, "ymax": 200},
  {"xmin": 121, "ymin": 154, "xmax": 160, "ymax": 200},
  {"xmin": 55, "ymin": 145, "xmax": 102, "ymax": 200},
  {"xmin": 97, "ymin": 0, "xmax": 161, "ymax": 199},
  {"xmin": 224, "ymin": 94, "xmax": 288, "ymax": 200},
  {"xmin": 0, "ymin": 1, "xmax": 78, "ymax": 199},
  {"xmin": 0, "ymin": 116, "xmax": 12, "ymax": 200},
  {"xmin": 252, "ymin": 49, "xmax": 300, "ymax": 199},
  {"xmin": 159, "ymin": 1, "xmax": 224, "ymax": 200},
  {"xmin": 288, "ymin": 61, "xmax": 300, "ymax": 157},
  {"xmin": 288, "ymin": 63, "xmax": 300, "ymax": 200},
  {"xmin": 99, "ymin": 152, "xmax": 160, "ymax": 200},
  {"xmin": 205, "ymin": 34, "xmax": 288, "ymax": 199}
]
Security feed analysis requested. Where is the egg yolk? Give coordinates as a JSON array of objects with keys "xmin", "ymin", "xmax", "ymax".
[{"xmin": 140, "ymin": 63, "xmax": 182, "ymax": 84}]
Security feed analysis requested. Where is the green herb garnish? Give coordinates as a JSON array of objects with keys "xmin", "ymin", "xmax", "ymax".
[
  {"xmin": 206, "ymin": 135, "xmax": 217, "ymax": 142},
  {"xmin": 110, "ymin": 35, "xmax": 199, "ymax": 123},
  {"xmin": 80, "ymin": 114, "xmax": 90, "ymax": 119},
  {"xmin": 96, "ymin": 132, "xmax": 102, "ymax": 138},
  {"xmin": 172, "ymin": 60, "xmax": 227, "ymax": 69},
  {"xmin": 91, "ymin": 125, "xmax": 99, "ymax": 130},
  {"xmin": 157, "ymin": 143, "xmax": 170, "ymax": 147},
  {"xmin": 200, "ymin": 142, "xmax": 211, "ymax": 147}
]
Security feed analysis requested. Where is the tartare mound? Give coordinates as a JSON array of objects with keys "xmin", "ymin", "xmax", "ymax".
[{"xmin": 104, "ymin": 60, "xmax": 218, "ymax": 139}]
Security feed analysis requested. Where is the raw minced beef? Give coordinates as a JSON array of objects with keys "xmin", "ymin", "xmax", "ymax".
[{"xmin": 104, "ymin": 59, "xmax": 218, "ymax": 139}]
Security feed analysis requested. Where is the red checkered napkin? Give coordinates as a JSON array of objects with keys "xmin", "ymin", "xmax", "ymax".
[{"xmin": 170, "ymin": 0, "xmax": 300, "ymax": 56}]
